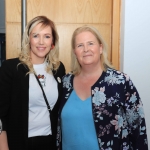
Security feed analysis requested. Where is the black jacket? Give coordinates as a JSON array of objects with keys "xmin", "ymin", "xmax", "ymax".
[{"xmin": 0, "ymin": 58, "xmax": 65, "ymax": 150}]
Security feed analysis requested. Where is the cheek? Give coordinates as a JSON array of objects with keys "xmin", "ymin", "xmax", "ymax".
[
  {"xmin": 48, "ymin": 41, "xmax": 52, "ymax": 47},
  {"xmin": 74, "ymin": 49, "xmax": 80, "ymax": 56},
  {"xmin": 74, "ymin": 51, "xmax": 79, "ymax": 59},
  {"xmin": 74, "ymin": 53, "xmax": 82, "ymax": 61},
  {"xmin": 46, "ymin": 40, "xmax": 53, "ymax": 48},
  {"xmin": 30, "ymin": 38, "xmax": 36, "ymax": 48}
]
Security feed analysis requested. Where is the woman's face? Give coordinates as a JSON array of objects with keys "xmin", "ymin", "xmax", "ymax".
[
  {"xmin": 74, "ymin": 31, "xmax": 102, "ymax": 67},
  {"xmin": 29, "ymin": 23, "xmax": 53, "ymax": 64}
]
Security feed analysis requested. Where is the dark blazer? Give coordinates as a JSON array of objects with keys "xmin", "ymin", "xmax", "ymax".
[{"xmin": 0, "ymin": 58, "xmax": 65, "ymax": 150}]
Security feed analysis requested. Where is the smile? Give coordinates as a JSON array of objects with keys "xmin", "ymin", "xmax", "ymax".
[
  {"xmin": 83, "ymin": 55, "xmax": 92, "ymax": 57},
  {"xmin": 37, "ymin": 47, "xmax": 46, "ymax": 50}
]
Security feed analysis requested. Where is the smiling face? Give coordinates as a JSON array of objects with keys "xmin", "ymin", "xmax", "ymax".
[
  {"xmin": 29, "ymin": 23, "xmax": 53, "ymax": 64},
  {"xmin": 74, "ymin": 31, "xmax": 102, "ymax": 67}
]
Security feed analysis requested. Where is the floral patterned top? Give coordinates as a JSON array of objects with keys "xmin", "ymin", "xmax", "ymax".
[{"xmin": 57, "ymin": 68, "xmax": 148, "ymax": 150}]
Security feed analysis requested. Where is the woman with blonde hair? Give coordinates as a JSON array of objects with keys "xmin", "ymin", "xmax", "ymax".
[
  {"xmin": 0, "ymin": 16, "xmax": 65, "ymax": 150},
  {"xmin": 57, "ymin": 25, "xmax": 148, "ymax": 150}
]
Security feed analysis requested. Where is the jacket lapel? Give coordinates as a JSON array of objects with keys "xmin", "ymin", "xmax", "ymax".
[{"xmin": 18, "ymin": 64, "xmax": 29, "ymax": 142}]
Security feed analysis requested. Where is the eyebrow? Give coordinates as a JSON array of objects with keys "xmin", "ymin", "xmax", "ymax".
[
  {"xmin": 76, "ymin": 43, "xmax": 83, "ymax": 46},
  {"xmin": 76, "ymin": 41, "xmax": 94, "ymax": 44},
  {"xmin": 31, "ymin": 33, "xmax": 52, "ymax": 35},
  {"xmin": 87, "ymin": 41, "xmax": 94, "ymax": 43}
]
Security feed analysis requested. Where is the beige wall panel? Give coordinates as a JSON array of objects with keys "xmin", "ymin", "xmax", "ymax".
[
  {"xmin": 26, "ymin": 0, "xmax": 112, "ymax": 72},
  {"xmin": 6, "ymin": 23, "xmax": 21, "ymax": 58},
  {"xmin": 27, "ymin": 0, "xmax": 111, "ymax": 24},
  {"xmin": 6, "ymin": 0, "xmax": 120, "ymax": 71},
  {"xmin": 112, "ymin": 0, "xmax": 120, "ymax": 70},
  {"xmin": 57, "ymin": 23, "xmax": 111, "ymax": 73},
  {"xmin": 6, "ymin": 0, "xmax": 21, "ymax": 22}
]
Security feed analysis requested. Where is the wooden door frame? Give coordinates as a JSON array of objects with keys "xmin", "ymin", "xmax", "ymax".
[{"xmin": 112, "ymin": 0, "xmax": 121, "ymax": 70}]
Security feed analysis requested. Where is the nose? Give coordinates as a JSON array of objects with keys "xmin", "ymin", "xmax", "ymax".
[
  {"xmin": 84, "ymin": 45, "xmax": 89, "ymax": 52},
  {"xmin": 39, "ymin": 37, "xmax": 44, "ymax": 44}
]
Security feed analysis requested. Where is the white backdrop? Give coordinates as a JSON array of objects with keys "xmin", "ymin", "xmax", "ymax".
[{"xmin": 120, "ymin": 0, "xmax": 150, "ymax": 148}]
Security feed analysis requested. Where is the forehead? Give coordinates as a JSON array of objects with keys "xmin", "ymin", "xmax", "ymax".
[
  {"xmin": 75, "ymin": 31, "xmax": 97, "ymax": 42},
  {"xmin": 31, "ymin": 23, "xmax": 52, "ymax": 34}
]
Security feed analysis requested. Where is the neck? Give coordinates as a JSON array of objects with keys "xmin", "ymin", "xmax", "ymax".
[
  {"xmin": 31, "ymin": 58, "xmax": 45, "ymax": 64},
  {"xmin": 80, "ymin": 63, "xmax": 103, "ymax": 78},
  {"xmin": 30, "ymin": 51, "xmax": 46, "ymax": 64}
]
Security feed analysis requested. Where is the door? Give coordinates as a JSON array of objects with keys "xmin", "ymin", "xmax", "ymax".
[{"xmin": 6, "ymin": 0, "xmax": 120, "ymax": 72}]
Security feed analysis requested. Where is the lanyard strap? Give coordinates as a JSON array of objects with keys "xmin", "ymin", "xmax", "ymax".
[{"xmin": 34, "ymin": 74, "xmax": 51, "ymax": 114}]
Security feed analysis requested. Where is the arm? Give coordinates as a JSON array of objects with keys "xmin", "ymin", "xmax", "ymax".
[
  {"xmin": 0, "ymin": 60, "xmax": 14, "ymax": 150},
  {"xmin": 124, "ymin": 75, "xmax": 148, "ymax": 150},
  {"xmin": 0, "ymin": 131, "xmax": 9, "ymax": 150}
]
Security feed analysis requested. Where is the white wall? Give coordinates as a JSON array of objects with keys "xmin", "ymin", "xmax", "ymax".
[{"xmin": 120, "ymin": 0, "xmax": 150, "ymax": 148}]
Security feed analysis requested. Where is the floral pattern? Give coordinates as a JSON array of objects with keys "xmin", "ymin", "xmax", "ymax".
[
  {"xmin": 57, "ymin": 68, "xmax": 148, "ymax": 150},
  {"xmin": 92, "ymin": 87, "xmax": 106, "ymax": 105}
]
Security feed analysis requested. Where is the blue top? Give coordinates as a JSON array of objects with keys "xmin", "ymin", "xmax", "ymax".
[{"xmin": 61, "ymin": 90, "xmax": 99, "ymax": 150}]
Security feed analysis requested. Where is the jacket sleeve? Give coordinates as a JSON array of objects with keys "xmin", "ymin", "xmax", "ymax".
[
  {"xmin": 124, "ymin": 75, "xmax": 148, "ymax": 150},
  {"xmin": 0, "ymin": 60, "xmax": 14, "ymax": 131},
  {"xmin": 0, "ymin": 119, "xmax": 2, "ymax": 134}
]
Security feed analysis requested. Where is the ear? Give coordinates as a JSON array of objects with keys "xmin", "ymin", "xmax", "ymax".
[
  {"xmin": 50, "ymin": 44, "xmax": 55, "ymax": 50},
  {"xmin": 73, "ymin": 49, "xmax": 76, "ymax": 55},
  {"xmin": 99, "ymin": 44, "xmax": 103, "ymax": 54}
]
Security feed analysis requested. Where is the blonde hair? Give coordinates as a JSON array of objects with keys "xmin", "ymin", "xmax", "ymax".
[
  {"xmin": 19, "ymin": 16, "xmax": 60, "ymax": 74},
  {"xmin": 71, "ymin": 25, "xmax": 113, "ymax": 75}
]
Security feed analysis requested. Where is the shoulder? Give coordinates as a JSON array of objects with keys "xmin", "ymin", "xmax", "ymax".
[
  {"xmin": 106, "ymin": 68, "xmax": 129, "ymax": 77},
  {"xmin": 2, "ymin": 58, "xmax": 20, "ymax": 66},
  {"xmin": 104, "ymin": 68, "xmax": 131, "ymax": 84},
  {"xmin": 62, "ymin": 72, "xmax": 74, "ymax": 83},
  {"xmin": 1, "ymin": 58, "xmax": 29, "ymax": 75},
  {"xmin": 63, "ymin": 72, "xmax": 74, "ymax": 79},
  {"xmin": 62, "ymin": 72, "xmax": 74, "ymax": 90},
  {"xmin": 1, "ymin": 58, "xmax": 20, "ymax": 71},
  {"xmin": 58, "ymin": 61, "xmax": 65, "ymax": 71},
  {"xmin": 53, "ymin": 61, "xmax": 66, "ymax": 78},
  {"xmin": 0, "ymin": 58, "xmax": 22, "ymax": 81}
]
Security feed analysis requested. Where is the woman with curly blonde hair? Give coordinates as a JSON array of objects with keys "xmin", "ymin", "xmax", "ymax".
[
  {"xmin": 0, "ymin": 16, "xmax": 65, "ymax": 150},
  {"xmin": 20, "ymin": 15, "xmax": 60, "ymax": 73}
]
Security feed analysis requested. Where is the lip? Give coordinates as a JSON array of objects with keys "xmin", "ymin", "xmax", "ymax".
[
  {"xmin": 37, "ymin": 47, "xmax": 46, "ymax": 50},
  {"xmin": 83, "ymin": 54, "xmax": 92, "ymax": 57}
]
